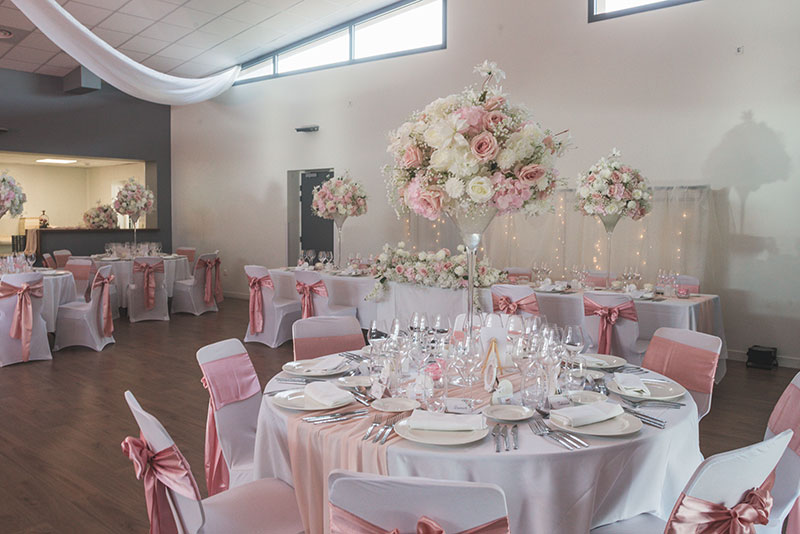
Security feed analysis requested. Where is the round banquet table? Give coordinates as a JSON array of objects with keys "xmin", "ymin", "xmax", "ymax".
[
  {"xmin": 95, "ymin": 255, "xmax": 191, "ymax": 307},
  {"xmin": 41, "ymin": 271, "xmax": 77, "ymax": 333},
  {"xmin": 254, "ymin": 367, "xmax": 703, "ymax": 534}
]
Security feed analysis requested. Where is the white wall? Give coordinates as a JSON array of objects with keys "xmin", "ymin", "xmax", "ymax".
[{"xmin": 171, "ymin": 0, "xmax": 800, "ymax": 364}]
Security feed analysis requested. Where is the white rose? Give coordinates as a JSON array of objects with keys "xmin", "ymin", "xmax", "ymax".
[
  {"xmin": 457, "ymin": 244, "xmax": 466, "ymax": 253},
  {"xmin": 578, "ymin": 186, "xmax": 591, "ymax": 198},
  {"xmin": 496, "ymin": 148, "xmax": 518, "ymax": 170},
  {"xmin": 418, "ymin": 252, "xmax": 427, "ymax": 261},
  {"xmin": 423, "ymin": 115, "xmax": 467, "ymax": 149},
  {"xmin": 398, "ymin": 241, "xmax": 406, "ymax": 248},
  {"xmin": 621, "ymin": 173, "xmax": 630, "ymax": 183},
  {"xmin": 584, "ymin": 204, "xmax": 594, "ymax": 214},
  {"xmin": 444, "ymin": 177, "xmax": 465, "ymax": 199},
  {"xmin": 632, "ymin": 189, "xmax": 642, "ymax": 199},
  {"xmin": 378, "ymin": 253, "xmax": 388, "ymax": 262},
  {"xmin": 430, "ymin": 148, "xmax": 457, "ymax": 172},
  {"xmin": 599, "ymin": 168, "xmax": 611, "ymax": 179},
  {"xmin": 607, "ymin": 203, "xmax": 619, "ymax": 214},
  {"xmin": 435, "ymin": 249, "xmax": 446, "ymax": 261},
  {"xmin": 466, "ymin": 176, "xmax": 494, "ymax": 203},
  {"xmin": 627, "ymin": 201, "xmax": 637, "ymax": 209},
  {"xmin": 454, "ymin": 266, "xmax": 465, "ymax": 276}
]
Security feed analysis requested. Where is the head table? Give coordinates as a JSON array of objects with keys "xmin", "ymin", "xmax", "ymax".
[{"xmin": 254, "ymin": 365, "xmax": 702, "ymax": 534}]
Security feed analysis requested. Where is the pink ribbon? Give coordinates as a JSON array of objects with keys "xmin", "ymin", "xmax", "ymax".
[
  {"xmin": 198, "ymin": 258, "xmax": 223, "ymax": 305},
  {"xmin": 0, "ymin": 280, "xmax": 44, "ymax": 362},
  {"xmin": 247, "ymin": 274, "xmax": 274, "ymax": 334},
  {"xmin": 666, "ymin": 473, "xmax": 774, "ymax": 534},
  {"xmin": 768, "ymin": 382, "xmax": 800, "ymax": 533},
  {"xmin": 295, "ymin": 280, "xmax": 328, "ymax": 319},
  {"xmin": 133, "ymin": 260, "xmax": 164, "ymax": 311},
  {"xmin": 121, "ymin": 435, "xmax": 201, "ymax": 534},
  {"xmin": 92, "ymin": 273, "xmax": 115, "ymax": 337},
  {"xmin": 43, "ymin": 254, "xmax": 56, "ymax": 269},
  {"xmin": 491, "ymin": 293, "xmax": 538, "ymax": 315},
  {"xmin": 643, "ymin": 336, "xmax": 718, "ymax": 395},
  {"xmin": 330, "ymin": 504, "xmax": 510, "ymax": 534},
  {"xmin": 293, "ymin": 333, "xmax": 365, "ymax": 361},
  {"xmin": 583, "ymin": 297, "xmax": 638, "ymax": 354},
  {"xmin": 506, "ymin": 273, "xmax": 531, "ymax": 284}
]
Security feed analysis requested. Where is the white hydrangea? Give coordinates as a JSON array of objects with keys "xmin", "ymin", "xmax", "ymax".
[{"xmin": 444, "ymin": 177, "xmax": 465, "ymax": 199}]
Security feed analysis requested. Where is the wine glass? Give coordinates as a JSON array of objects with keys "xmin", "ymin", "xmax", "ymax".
[
  {"xmin": 506, "ymin": 315, "xmax": 525, "ymax": 343},
  {"xmin": 305, "ymin": 249, "xmax": 316, "ymax": 265},
  {"xmin": 484, "ymin": 313, "xmax": 503, "ymax": 329},
  {"xmin": 430, "ymin": 313, "xmax": 450, "ymax": 344},
  {"xmin": 25, "ymin": 253, "xmax": 36, "ymax": 268},
  {"xmin": 367, "ymin": 320, "xmax": 388, "ymax": 347},
  {"xmin": 562, "ymin": 325, "xmax": 585, "ymax": 357}
]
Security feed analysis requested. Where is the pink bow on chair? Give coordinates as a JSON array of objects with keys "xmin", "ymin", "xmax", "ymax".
[
  {"xmin": 121, "ymin": 435, "xmax": 201, "ymax": 534},
  {"xmin": 583, "ymin": 297, "xmax": 638, "ymax": 354},
  {"xmin": 492, "ymin": 293, "xmax": 538, "ymax": 315},
  {"xmin": 247, "ymin": 275, "xmax": 274, "ymax": 334},
  {"xmin": 330, "ymin": 505, "xmax": 510, "ymax": 534},
  {"xmin": 133, "ymin": 261, "xmax": 164, "ymax": 310},
  {"xmin": 92, "ymin": 273, "xmax": 115, "ymax": 337},
  {"xmin": 198, "ymin": 258, "xmax": 223, "ymax": 305},
  {"xmin": 295, "ymin": 280, "xmax": 328, "ymax": 319},
  {"xmin": 0, "ymin": 280, "xmax": 44, "ymax": 362}
]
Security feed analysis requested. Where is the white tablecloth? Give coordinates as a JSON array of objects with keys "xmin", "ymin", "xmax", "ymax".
[
  {"xmin": 41, "ymin": 272, "xmax": 77, "ymax": 333},
  {"xmin": 95, "ymin": 256, "xmax": 191, "ymax": 307},
  {"xmin": 255, "ymin": 369, "xmax": 703, "ymax": 533}
]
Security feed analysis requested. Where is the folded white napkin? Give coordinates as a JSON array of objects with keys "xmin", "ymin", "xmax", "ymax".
[
  {"xmin": 304, "ymin": 381, "xmax": 352, "ymax": 407},
  {"xmin": 537, "ymin": 278, "xmax": 554, "ymax": 290},
  {"xmin": 550, "ymin": 401, "xmax": 624, "ymax": 427},
  {"xmin": 580, "ymin": 354, "xmax": 609, "ymax": 367},
  {"xmin": 614, "ymin": 373, "xmax": 651, "ymax": 396},
  {"xmin": 304, "ymin": 355, "xmax": 346, "ymax": 373},
  {"xmin": 407, "ymin": 409, "xmax": 486, "ymax": 431},
  {"xmin": 625, "ymin": 284, "xmax": 638, "ymax": 293}
]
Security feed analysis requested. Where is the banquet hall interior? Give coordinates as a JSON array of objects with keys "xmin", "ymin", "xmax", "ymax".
[{"xmin": 0, "ymin": 0, "xmax": 799, "ymax": 532}]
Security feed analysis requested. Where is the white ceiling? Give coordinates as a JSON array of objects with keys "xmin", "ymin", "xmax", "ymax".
[
  {"xmin": 0, "ymin": 150, "xmax": 142, "ymax": 167},
  {"xmin": 0, "ymin": 0, "xmax": 398, "ymax": 79}
]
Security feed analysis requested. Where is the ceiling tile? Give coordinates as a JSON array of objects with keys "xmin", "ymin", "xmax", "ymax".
[
  {"xmin": 71, "ymin": 0, "xmax": 128, "ymax": 9},
  {"xmin": 160, "ymin": 7, "xmax": 216, "ymax": 29},
  {"xmin": 248, "ymin": 0, "xmax": 301, "ymax": 8},
  {"xmin": 120, "ymin": 49, "xmax": 150, "ymax": 62},
  {"xmin": 169, "ymin": 59, "xmax": 216, "ymax": 77},
  {"xmin": 175, "ymin": 30, "xmax": 225, "ymax": 50},
  {"xmin": 4, "ymin": 45, "xmax": 56, "ymax": 64},
  {"xmin": 139, "ymin": 21, "xmax": 193, "ymax": 41},
  {"xmin": 0, "ymin": 57, "xmax": 39, "ymax": 72},
  {"xmin": 92, "ymin": 27, "xmax": 134, "ymax": 47},
  {"xmin": 46, "ymin": 52, "xmax": 80, "ymax": 68},
  {"xmin": 119, "ymin": 34, "xmax": 170, "ymax": 54},
  {"xmin": 17, "ymin": 31, "xmax": 60, "ymax": 52},
  {"xmin": 119, "ymin": 0, "xmax": 180, "ymax": 21},
  {"xmin": 141, "ymin": 54, "xmax": 183, "ymax": 71},
  {"xmin": 197, "ymin": 16, "xmax": 249, "ymax": 38},
  {"xmin": 258, "ymin": 8, "xmax": 311, "ymax": 31},
  {"xmin": 98, "ymin": 12, "xmax": 154, "ymax": 34},
  {"xmin": 233, "ymin": 20, "xmax": 284, "ymax": 46},
  {"xmin": 36, "ymin": 64, "xmax": 74, "ymax": 77},
  {"xmin": 205, "ymin": 36, "xmax": 258, "ymax": 59},
  {"xmin": 223, "ymin": 2, "xmax": 278, "ymax": 23},
  {"xmin": 0, "ymin": 42, "xmax": 13, "ymax": 56},
  {"xmin": 158, "ymin": 42, "xmax": 203, "ymax": 60},
  {"xmin": 285, "ymin": 0, "xmax": 341, "ymax": 19},
  {"xmin": 0, "ymin": 6, "xmax": 36, "ymax": 31},
  {"xmin": 183, "ymin": 0, "xmax": 245, "ymax": 15},
  {"xmin": 63, "ymin": 1, "xmax": 113, "ymax": 27}
]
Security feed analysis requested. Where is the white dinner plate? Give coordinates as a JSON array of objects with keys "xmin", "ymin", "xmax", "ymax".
[
  {"xmin": 337, "ymin": 376, "xmax": 372, "ymax": 388},
  {"xmin": 580, "ymin": 354, "xmax": 627, "ymax": 370},
  {"xmin": 607, "ymin": 378, "xmax": 687, "ymax": 401},
  {"xmin": 549, "ymin": 412, "xmax": 643, "ymax": 437},
  {"xmin": 372, "ymin": 398, "xmax": 420, "ymax": 413},
  {"xmin": 567, "ymin": 390, "xmax": 608, "ymax": 405},
  {"xmin": 45, "ymin": 270, "xmax": 70, "ymax": 276},
  {"xmin": 483, "ymin": 404, "xmax": 534, "ymax": 422},
  {"xmin": 578, "ymin": 369, "xmax": 606, "ymax": 381},
  {"xmin": 394, "ymin": 418, "xmax": 490, "ymax": 446},
  {"xmin": 282, "ymin": 357, "xmax": 352, "ymax": 377},
  {"xmin": 33, "ymin": 268, "xmax": 55, "ymax": 274},
  {"xmin": 270, "ymin": 388, "xmax": 353, "ymax": 411}
]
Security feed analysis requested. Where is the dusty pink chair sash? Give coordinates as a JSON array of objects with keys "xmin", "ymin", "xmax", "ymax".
[
  {"xmin": 92, "ymin": 273, "xmax": 115, "ymax": 337},
  {"xmin": 583, "ymin": 297, "xmax": 638, "ymax": 354},
  {"xmin": 121, "ymin": 435, "xmax": 201, "ymax": 534},
  {"xmin": 0, "ymin": 280, "xmax": 43, "ymax": 362},
  {"xmin": 43, "ymin": 254, "xmax": 56, "ymax": 269},
  {"xmin": 199, "ymin": 353, "xmax": 261, "ymax": 496},
  {"xmin": 54, "ymin": 253, "xmax": 71, "ymax": 268},
  {"xmin": 666, "ymin": 472, "xmax": 774, "ymax": 534},
  {"xmin": 295, "ymin": 280, "xmax": 328, "ymax": 319},
  {"xmin": 133, "ymin": 260, "xmax": 164, "ymax": 310},
  {"xmin": 198, "ymin": 257, "xmax": 223, "ymax": 305},
  {"xmin": 65, "ymin": 263, "xmax": 92, "ymax": 281},
  {"xmin": 491, "ymin": 292, "xmax": 538, "ymax": 315},
  {"xmin": 679, "ymin": 283, "xmax": 700, "ymax": 293},
  {"xmin": 506, "ymin": 273, "xmax": 531, "ymax": 284},
  {"xmin": 768, "ymin": 382, "xmax": 800, "ymax": 534},
  {"xmin": 642, "ymin": 336, "xmax": 719, "ymax": 395},
  {"xmin": 176, "ymin": 248, "xmax": 195, "ymax": 265},
  {"xmin": 329, "ymin": 505, "xmax": 510, "ymax": 534},
  {"xmin": 247, "ymin": 275, "xmax": 274, "ymax": 334},
  {"xmin": 293, "ymin": 333, "xmax": 364, "ymax": 361}
]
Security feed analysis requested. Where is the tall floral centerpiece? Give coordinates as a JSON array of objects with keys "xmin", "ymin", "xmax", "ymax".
[
  {"xmin": 576, "ymin": 149, "xmax": 652, "ymax": 287},
  {"xmin": 113, "ymin": 178, "xmax": 154, "ymax": 246},
  {"xmin": 0, "ymin": 170, "xmax": 27, "ymax": 221},
  {"xmin": 311, "ymin": 174, "xmax": 367, "ymax": 268},
  {"xmin": 83, "ymin": 203, "xmax": 119, "ymax": 230},
  {"xmin": 386, "ymin": 61, "xmax": 568, "ymax": 335}
]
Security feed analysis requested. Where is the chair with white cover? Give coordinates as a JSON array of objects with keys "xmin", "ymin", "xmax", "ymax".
[
  {"xmin": 176, "ymin": 246, "xmax": 197, "ymax": 273},
  {"xmin": 677, "ymin": 274, "xmax": 701, "ymax": 293},
  {"xmin": 535, "ymin": 290, "xmax": 586, "ymax": 329},
  {"xmin": 54, "ymin": 265, "xmax": 115, "ymax": 352},
  {"xmin": 292, "ymin": 316, "xmax": 364, "ymax": 361},
  {"xmin": 83, "ymin": 265, "xmax": 120, "ymax": 320},
  {"xmin": 294, "ymin": 270, "xmax": 356, "ymax": 319},
  {"xmin": 63, "ymin": 257, "xmax": 94, "ymax": 299},
  {"xmin": 585, "ymin": 270, "xmax": 615, "ymax": 288},
  {"xmin": 328, "ymin": 469, "xmax": 510, "ymax": 534},
  {"xmin": 42, "ymin": 252, "xmax": 56, "ymax": 269},
  {"xmin": 0, "ymin": 272, "xmax": 51, "ymax": 366},
  {"xmin": 583, "ymin": 291, "xmax": 646, "ymax": 364},
  {"xmin": 127, "ymin": 257, "xmax": 169, "ymax": 323},
  {"xmin": 642, "ymin": 327, "xmax": 721, "ymax": 420},
  {"xmin": 491, "ymin": 284, "xmax": 539, "ymax": 317},
  {"xmin": 761, "ymin": 372, "xmax": 800, "ymax": 534},
  {"xmin": 53, "ymin": 249, "xmax": 72, "ymax": 268},
  {"xmin": 243, "ymin": 265, "xmax": 301, "ymax": 348},
  {"xmin": 505, "ymin": 267, "xmax": 532, "ymax": 284},
  {"xmin": 122, "ymin": 391, "xmax": 304, "ymax": 534},
  {"xmin": 196, "ymin": 339, "xmax": 261, "ymax": 496},
  {"xmin": 172, "ymin": 252, "xmax": 220, "ymax": 316},
  {"xmin": 591, "ymin": 430, "xmax": 793, "ymax": 533}
]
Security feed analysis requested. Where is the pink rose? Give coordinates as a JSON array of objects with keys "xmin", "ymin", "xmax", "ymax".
[
  {"xmin": 482, "ymin": 110, "xmax": 507, "ymax": 132},
  {"xmin": 483, "ymin": 96, "xmax": 506, "ymax": 111},
  {"xmin": 610, "ymin": 183, "xmax": 625, "ymax": 200},
  {"xmin": 542, "ymin": 135, "xmax": 555, "ymax": 153},
  {"xmin": 457, "ymin": 106, "xmax": 487, "ymax": 136},
  {"xmin": 515, "ymin": 163, "xmax": 546, "ymax": 184},
  {"xmin": 402, "ymin": 145, "xmax": 423, "ymax": 168},
  {"xmin": 470, "ymin": 131, "xmax": 499, "ymax": 162},
  {"xmin": 404, "ymin": 177, "xmax": 444, "ymax": 221},
  {"xmin": 395, "ymin": 265, "xmax": 405, "ymax": 274}
]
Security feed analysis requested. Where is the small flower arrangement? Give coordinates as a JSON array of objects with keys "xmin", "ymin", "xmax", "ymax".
[
  {"xmin": 385, "ymin": 61, "xmax": 569, "ymax": 221},
  {"xmin": 113, "ymin": 178, "xmax": 154, "ymax": 221},
  {"xmin": 83, "ymin": 203, "xmax": 118, "ymax": 229},
  {"xmin": 0, "ymin": 170, "xmax": 27, "ymax": 218},
  {"xmin": 311, "ymin": 174, "xmax": 368, "ymax": 219},
  {"xmin": 576, "ymin": 149, "xmax": 652, "ymax": 220}
]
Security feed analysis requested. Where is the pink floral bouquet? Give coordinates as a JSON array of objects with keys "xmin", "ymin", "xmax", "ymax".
[
  {"xmin": 83, "ymin": 203, "xmax": 118, "ymax": 229},
  {"xmin": 0, "ymin": 170, "xmax": 27, "ymax": 219},
  {"xmin": 311, "ymin": 174, "xmax": 367, "ymax": 219},
  {"xmin": 576, "ymin": 149, "xmax": 652, "ymax": 220},
  {"xmin": 385, "ymin": 61, "xmax": 569, "ymax": 221},
  {"xmin": 113, "ymin": 178, "xmax": 154, "ymax": 220}
]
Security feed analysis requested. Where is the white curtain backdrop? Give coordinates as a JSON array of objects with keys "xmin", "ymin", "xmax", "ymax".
[{"xmin": 12, "ymin": 0, "xmax": 240, "ymax": 106}]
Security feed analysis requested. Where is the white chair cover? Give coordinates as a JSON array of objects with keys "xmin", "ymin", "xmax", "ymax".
[
  {"xmin": 172, "ymin": 252, "xmax": 219, "ymax": 316},
  {"xmin": 295, "ymin": 271, "xmax": 357, "ymax": 318},
  {"xmin": 54, "ymin": 265, "xmax": 115, "ymax": 352},
  {"xmin": 243, "ymin": 265, "xmax": 301, "ymax": 348},
  {"xmin": 83, "ymin": 265, "xmax": 119, "ymax": 319},
  {"xmin": 64, "ymin": 257, "xmax": 93, "ymax": 299},
  {"xmin": 176, "ymin": 247, "xmax": 197, "ymax": 273},
  {"xmin": 0, "ymin": 272, "xmax": 51, "ymax": 366},
  {"xmin": 328, "ymin": 469, "xmax": 509, "ymax": 533},
  {"xmin": 490, "ymin": 284, "xmax": 538, "ymax": 317},
  {"xmin": 127, "ymin": 257, "xmax": 169, "ymax": 323},
  {"xmin": 534, "ymin": 290, "xmax": 587, "ymax": 332},
  {"xmin": 53, "ymin": 249, "xmax": 71, "ymax": 268},
  {"xmin": 583, "ymin": 291, "xmax": 644, "ymax": 363}
]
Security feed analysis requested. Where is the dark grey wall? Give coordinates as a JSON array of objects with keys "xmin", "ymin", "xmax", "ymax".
[{"xmin": 0, "ymin": 68, "xmax": 171, "ymax": 255}]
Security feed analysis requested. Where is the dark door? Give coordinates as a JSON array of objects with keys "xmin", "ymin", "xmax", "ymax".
[{"xmin": 300, "ymin": 170, "xmax": 334, "ymax": 260}]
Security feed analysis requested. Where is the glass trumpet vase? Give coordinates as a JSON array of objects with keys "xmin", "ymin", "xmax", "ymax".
[
  {"xmin": 333, "ymin": 213, "xmax": 348, "ymax": 269},
  {"xmin": 598, "ymin": 213, "xmax": 621, "ymax": 288}
]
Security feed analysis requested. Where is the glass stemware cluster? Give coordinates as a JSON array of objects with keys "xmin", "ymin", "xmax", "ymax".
[{"xmin": 0, "ymin": 252, "xmax": 35, "ymax": 274}]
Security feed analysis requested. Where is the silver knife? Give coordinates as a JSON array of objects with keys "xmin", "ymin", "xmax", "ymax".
[
  {"xmin": 313, "ymin": 413, "xmax": 368, "ymax": 425},
  {"xmin": 500, "ymin": 425, "xmax": 510, "ymax": 451},
  {"xmin": 492, "ymin": 424, "xmax": 501, "ymax": 453},
  {"xmin": 511, "ymin": 424, "xmax": 519, "ymax": 450},
  {"xmin": 303, "ymin": 409, "xmax": 367, "ymax": 422}
]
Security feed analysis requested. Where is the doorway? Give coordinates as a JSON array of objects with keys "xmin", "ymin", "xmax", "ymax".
[{"xmin": 287, "ymin": 168, "xmax": 334, "ymax": 265}]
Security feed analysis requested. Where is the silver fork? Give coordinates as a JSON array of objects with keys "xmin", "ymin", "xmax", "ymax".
[
  {"xmin": 491, "ymin": 424, "xmax": 501, "ymax": 453},
  {"xmin": 373, "ymin": 414, "xmax": 400, "ymax": 444},
  {"xmin": 530, "ymin": 418, "xmax": 579, "ymax": 451},
  {"xmin": 622, "ymin": 398, "xmax": 684, "ymax": 409},
  {"xmin": 381, "ymin": 414, "xmax": 402, "ymax": 444},
  {"xmin": 362, "ymin": 415, "xmax": 382, "ymax": 441}
]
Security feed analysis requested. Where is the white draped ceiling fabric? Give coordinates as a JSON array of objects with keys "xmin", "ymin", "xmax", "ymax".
[{"xmin": 11, "ymin": 0, "xmax": 240, "ymax": 106}]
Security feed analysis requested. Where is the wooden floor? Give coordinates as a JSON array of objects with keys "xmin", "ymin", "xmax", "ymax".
[{"xmin": 0, "ymin": 299, "xmax": 795, "ymax": 533}]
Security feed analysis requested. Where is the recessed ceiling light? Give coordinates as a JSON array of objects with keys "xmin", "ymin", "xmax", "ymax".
[
  {"xmin": 0, "ymin": 29, "xmax": 13, "ymax": 40},
  {"xmin": 36, "ymin": 158, "xmax": 78, "ymax": 164}
]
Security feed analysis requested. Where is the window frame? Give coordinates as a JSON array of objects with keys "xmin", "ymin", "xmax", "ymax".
[
  {"xmin": 588, "ymin": 0, "xmax": 701, "ymax": 22},
  {"xmin": 236, "ymin": 0, "xmax": 446, "ymax": 86}
]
